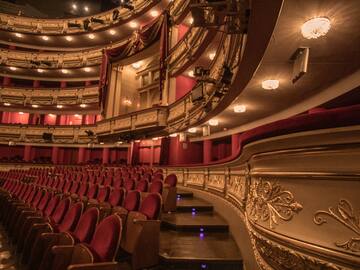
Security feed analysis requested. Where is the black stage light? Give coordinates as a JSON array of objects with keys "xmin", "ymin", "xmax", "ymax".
[
  {"xmin": 85, "ymin": 130, "xmax": 95, "ymax": 137},
  {"xmin": 91, "ymin": 17, "xmax": 105, "ymax": 24},
  {"xmin": 42, "ymin": 132, "xmax": 53, "ymax": 142},
  {"xmin": 112, "ymin": 9, "xmax": 120, "ymax": 21},
  {"xmin": 68, "ymin": 22, "xmax": 82, "ymax": 28},
  {"xmin": 220, "ymin": 65, "xmax": 233, "ymax": 85},
  {"xmin": 83, "ymin": 19, "xmax": 91, "ymax": 31}
]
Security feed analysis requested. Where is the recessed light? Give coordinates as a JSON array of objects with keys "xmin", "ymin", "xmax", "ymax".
[
  {"xmin": 80, "ymin": 103, "xmax": 87, "ymax": 108},
  {"xmin": 301, "ymin": 17, "xmax": 331, "ymax": 39},
  {"xmin": 4, "ymin": 103, "xmax": 10, "ymax": 106},
  {"xmin": 42, "ymin": 36, "xmax": 49, "ymax": 41},
  {"xmin": 152, "ymin": 137, "xmax": 158, "ymax": 141},
  {"xmin": 109, "ymin": 29, "xmax": 116, "ymax": 35},
  {"xmin": 84, "ymin": 67, "xmax": 91, "ymax": 72},
  {"xmin": 37, "ymin": 68, "xmax": 44, "ymax": 73},
  {"xmin": 150, "ymin": 10, "xmax": 159, "ymax": 17},
  {"xmin": 234, "ymin": 105, "xmax": 246, "ymax": 113},
  {"xmin": 65, "ymin": 36, "xmax": 73, "ymax": 41},
  {"xmin": 61, "ymin": 69, "xmax": 69, "ymax": 74},
  {"xmin": 74, "ymin": 114, "xmax": 80, "ymax": 117},
  {"xmin": 99, "ymin": 142, "xmax": 104, "ymax": 145},
  {"xmin": 88, "ymin": 34, "xmax": 95, "ymax": 39},
  {"xmin": 32, "ymin": 104, "xmax": 39, "ymax": 108},
  {"xmin": 208, "ymin": 52, "xmax": 216, "ymax": 60},
  {"xmin": 262, "ymin": 79, "xmax": 279, "ymax": 90},
  {"xmin": 169, "ymin": 133, "xmax": 178, "ymax": 137},
  {"xmin": 15, "ymin": 33, "xmax": 23, "ymax": 38},
  {"xmin": 135, "ymin": 140, "xmax": 141, "ymax": 143},
  {"xmin": 56, "ymin": 105, "xmax": 63, "ymax": 108},
  {"xmin": 9, "ymin": 66, "xmax": 17, "ymax": 71},
  {"xmin": 49, "ymin": 114, "xmax": 56, "ymax": 117},
  {"xmin": 72, "ymin": 3, "xmax": 77, "ymax": 10},
  {"xmin": 188, "ymin": 127, "xmax": 197, "ymax": 133},
  {"xmin": 189, "ymin": 17, "xmax": 194, "ymax": 24},
  {"xmin": 208, "ymin": 119, "xmax": 219, "ymax": 126},
  {"xmin": 19, "ymin": 112, "xmax": 24, "ymax": 115},
  {"xmin": 129, "ymin": 22, "xmax": 138, "ymax": 28},
  {"xmin": 131, "ymin": 61, "xmax": 142, "ymax": 69},
  {"xmin": 84, "ymin": 6, "xmax": 89, "ymax": 12},
  {"xmin": 188, "ymin": 70, "xmax": 194, "ymax": 77}
]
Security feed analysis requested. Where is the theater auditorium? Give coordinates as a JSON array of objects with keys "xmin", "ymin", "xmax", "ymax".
[{"xmin": 0, "ymin": 0, "xmax": 359, "ymax": 269}]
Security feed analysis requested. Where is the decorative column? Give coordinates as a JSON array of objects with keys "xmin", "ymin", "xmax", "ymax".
[
  {"xmin": 231, "ymin": 133, "xmax": 240, "ymax": 156},
  {"xmin": 51, "ymin": 147, "xmax": 59, "ymax": 164},
  {"xmin": 77, "ymin": 147, "xmax": 85, "ymax": 164},
  {"xmin": 102, "ymin": 148, "xmax": 110, "ymax": 164},
  {"xmin": 24, "ymin": 145, "xmax": 32, "ymax": 162},
  {"xmin": 203, "ymin": 139, "xmax": 212, "ymax": 164}
]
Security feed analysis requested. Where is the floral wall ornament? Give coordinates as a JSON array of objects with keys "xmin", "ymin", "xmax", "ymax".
[
  {"xmin": 246, "ymin": 179, "xmax": 303, "ymax": 228},
  {"xmin": 314, "ymin": 199, "xmax": 360, "ymax": 253}
]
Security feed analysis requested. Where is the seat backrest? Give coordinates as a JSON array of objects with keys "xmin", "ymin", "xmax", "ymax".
[
  {"xmin": 123, "ymin": 179, "xmax": 135, "ymax": 192},
  {"xmin": 73, "ymin": 207, "xmax": 99, "ymax": 243},
  {"xmin": 26, "ymin": 187, "xmax": 37, "ymax": 203},
  {"xmin": 87, "ymin": 184, "xmax": 98, "ymax": 199},
  {"xmin": 103, "ymin": 177, "xmax": 113, "ymax": 187},
  {"xmin": 89, "ymin": 215, "xmax": 122, "ymax": 262},
  {"xmin": 139, "ymin": 193, "xmax": 162, "ymax": 220},
  {"xmin": 70, "ymin": 181, "xmax": 80, "ymax": 194},
  {"xmin": 123, "ymin": 191, "xmax": 140, "ymax": 212},
  {"xmin": 135, "ymin": 180, "xmax": 148, "ymax": 192},
  {"xmin": 113, "ymin": 178, "xmax": 122, "ymax": 189},
  {"xmin": 32, "ymin": 189, "xmax": 45, "ymax": 208},
  {"xmin": 77, "ymin": 182, "xmax": 89, "ymax": 197},
  {"xmin": 51, "ymin": 197, "xmax": 71, "ymax": 224},
  {"xmin": 165, "ymin": 174, "xmax": 177, "ymax": 187},
  {"xmin": 57, "ymin": 202, "xmax": 83, "ymax": 233},
  {"xmin": 108, "ymin": 188, "xmax": 125, "ymax": 207},
  {"xmin": 97, "ymin": 186, "xmax": 110, "ymax": 203},
  {"xmin": 44, "ymin": 194, "xmax": 61, "ymax": 217},
  {"xmin": 149, "ymin": 180, "xmax": 163, "ymax": 194},
  {"xmin": 38, "ymin": 192, "xmax": 52, "ymax": 212},
  {"xmin": 152, "ymin": 173, "xmax": 163, "ymax": 182},
  {"xmin": 63, "ymin": 180, "xmax": 73, "ymax": 193}
]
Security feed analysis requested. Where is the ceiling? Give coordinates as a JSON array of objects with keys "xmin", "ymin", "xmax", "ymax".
[{"xmin": 190, "ymin": 0, "xmax": 360, "ymax": 139}]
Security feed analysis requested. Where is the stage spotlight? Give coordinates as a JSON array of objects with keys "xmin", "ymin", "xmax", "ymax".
[
  {"xmin": 112, "ymin": 9, "xmax": 120, "ymax": 21},
  {"xmin": 42, "ymin": 132, "xmax": 53, "ymax": 142}
]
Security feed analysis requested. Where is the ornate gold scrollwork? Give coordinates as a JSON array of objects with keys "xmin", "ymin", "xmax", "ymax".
[
  {"xmin": 247, "ymin": 179, "xmax": 303, "ymax": 228},
  {"xmin": 314, "ymin": 199, "xmax": 360, "ymax": 253}
]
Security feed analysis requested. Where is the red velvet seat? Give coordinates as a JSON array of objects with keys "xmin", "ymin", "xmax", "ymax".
[
  {"xmin": 163, "ymin": 174, "xmax": 178, "ymax": 212},
  {"xmin": 149, "ymin": 180, "xmax": 163, "ymax": 194},
  {"xmin": 123, "ymin": 179, "xmax": 135, "ymax": 191},
  {"xmin": 135, "ymin": 179, "xmax": 148, "ymax": 192},
  {"xmin": 51, "ymin": 214, "xmax": 122, "ymax": 270}
]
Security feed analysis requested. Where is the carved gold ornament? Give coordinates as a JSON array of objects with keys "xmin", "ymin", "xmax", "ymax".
[
  {"xmin": 247, "ymin": 180, "xmax": 303, "ymax": 228},
  {"xmin": 314, "ymin": 199, "xmax": 360, "ymax": 253}
]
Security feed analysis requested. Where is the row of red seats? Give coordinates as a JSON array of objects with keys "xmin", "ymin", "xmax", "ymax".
[{"xmin": 0, "ymin": 166, "xmax": 174, "ymax": 270}]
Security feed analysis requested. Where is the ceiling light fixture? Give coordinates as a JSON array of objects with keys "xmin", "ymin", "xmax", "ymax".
[
  {"xmin": 32, "ymin": 104, "xmax": 39, "ymax": 108},
  {"xmin": 88, "ymin": 34, "xmax": 95, "ymax": 39},
  {"xmin": 61, "ymin": 69, "xmax": 69, "ymax": 74},
  {"xmin": 15, "ymin": 33, "xmax": 23, "ymax": 38},
  {"xmin": 129, "ymin": 21, "xmax": 138, "ymax": 28},
  {"xmin": 4, "ymin": 103, "xmax": 10, "ymax": 106},
  {"xmin": 150, "ymin": 10, "xmax": 159, "ymax": 17},
  {"xmin": 74, "ymin": 114, "xmax": 80, "ymax": 117},
  {"xmin": 131, "ymin": 61, "xmax": 142, "ymax": 69},
  {"xmin": 49, "ymin": 114, "xmax": 55, "ymax": 117},
  {"xmin": 42, "ymin": 36, "xmax": 49, "ymax": 41},
  {"xmin": 19, "ymin": 112, "xmax": 24, "ymax": 115},
  {"xmin": 9, "ymin": 66, "xmax": 17, "ymax": 71},
  {"xmin": 56, "ymin": 105, "xmax": 63, "ymax": 109},
  {"xmin": 262, "ymin": 79, "xmax": 279, "ymax": 90},
  {"xmin": 80, "ymin": 103, "xmax": 87, "ymax": 108},
  {"xmin": 233, "ymin": 104, "xmax": 246, "ymax": 113},
  {"xmin": 65, "ymin": 36, "xmax": 73, "ymax": 41},
  {"xmin": 188, "ymin": 70, "xmax": 194, "ymax": 77},
  {"xmin": 301, "ymin": 17, "xmax": 331, "ymax": 39},
  {"xmin": 188, "ymin": 127, "xmax": 197, "ymax": 133},
  {"xmin": 169, "ymin": 133, "xmax": 178, "ymax": 137},
  {"xmin": 109, "ymin": 29, "xmax": 116, "ymax": 35},
  {"xmin": 208, "ymin": 119, "xmax": 219, "ymax": 126},
  {"xmin": 208, "ymin": 52, "xmax": 216, "ymax": 60},
  {"xmin": 72, "ymin": 3, "xmax": 77, "ymax": 10},
  {"xmin": 189, "ymin": 17, "xmax": 194, "ymax": 24},
  {"xmin": 84, "ymin": 6, "xmax": 89, "ymax": 12},
  {"xmin": 152, "ymin": 137, "xmax": 158, "ymax": 141},
  {"xmin": 84, "ymin": 67, "xmax": 91, "ymax": 72},
  {"xmin": 37, "ymin": 68, "xmax": 44, "ymax": 73}
]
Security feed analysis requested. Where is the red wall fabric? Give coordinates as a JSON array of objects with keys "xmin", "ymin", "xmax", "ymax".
[
  {"xmin": 44, "ymin": 114, "xmax": 57, "ymax": 125},
  {"xmin": 167, "ymin": 137, "xmax": 203, "ymax": 165},
  {"xmin": 178, "ymin": 24, "xmax": 189, "ymax": 41},
  {"xmin": 175, "ymin": 75, "xmax": 196, "ymax": 101}
]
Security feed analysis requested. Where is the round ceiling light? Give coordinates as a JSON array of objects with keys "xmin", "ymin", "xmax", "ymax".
[
  {"xmin": 65, "ymin": 36, "xmax": 73, "ymax": 41},
  {"xmin": 32, "ymin": 104, "xmax": 39, "ymax": 108},
  {"xmin": 4, "ymin": 103, "xmax": 11, "ymax": 106},
  {"xmin": 15, "ymin": 33, "xmax": 23, "ymax": 38},
  {"xmin": 84, "ymin": 67, "xmax": 91, "ymax": 72},
  {"xmin": 56, "ymin": 105, "xmax": 63, "ymax": 109},
  {"xmin": 80, "ymin": 103, "xmax": 87, "ymax": 108},
  {"xmin": 262, "ymin": 79, "xmax": 279, "ymax": 90},
  {"xmin": 131, "ymin": 61, "xmax": 142, "ymax": 69},
  {"xmin": 37, "ymin": 68, "xmax": 44, "ymax": 73},
  {"xmin": 9, "ymin": 66, "xmax": 17, "ymax": 71},
  {"xmin": 88, "ymin": 34, "xmax": 95, "ymax": 39},
  {"xmin": 19, "ymin": 112, "xmax": 24, "ymax": 115},
  {"xmin": 208, "ymin": 52, "xmax": 216, "ymax": 60},
  {"xmin": 188, "ymin": 70, "xmax": 194, "ymax": 77},
  {"xmin": 208, "ymin": 119, "xmax": 219, "ymax": 126},
  {"xmin": 169, "ymin": 133, "xmax": 178, "ymax": 137},
  {"xmin": 150, "ymin": 10, "xmax": 159, "ymax": 17},
  {"xmin": 42, "ymin": 36, "xmax": 49, "ymax": 41},
  {"xmin": 129, "ymin": 22, "xmax": 138, "ymax": 28},
  {"xmin": 301, "ymin": 17, "xmax": 331, "ymax": 39},
  {"xmin": 109, "ymin": 29, "xmax": 116, "ymax": 35},
  {"xmin": 188, "ymin": 127, "xmax": 197, "ymax": 133},
  {"xmin": 233, "ymin": 105, "xmax": 246, "ymax": 113},
  {"xmin": 61, "ymin": 69, "xmax": 69, "ymax": 74}
]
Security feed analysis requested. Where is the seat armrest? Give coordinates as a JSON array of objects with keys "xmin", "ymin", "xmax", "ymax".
[{"xmin": 67, "ymin": 262, "xmax": 119, "ymax": 270}]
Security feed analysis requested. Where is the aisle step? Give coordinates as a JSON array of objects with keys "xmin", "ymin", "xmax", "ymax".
[
  {"xmin": 162, "ymin": 212, "xmax": 229, "ymax": 232},
  {"xmin": 176, "ymin": 197, "xmax": 213, "ymax": 213},
  {"xmin": 176, "ymin": 190, "xmax": 193, "ymax": 198},
  {"xmin": 159, "ymin": 231, "xmax": 242, "ymax": 270}
]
